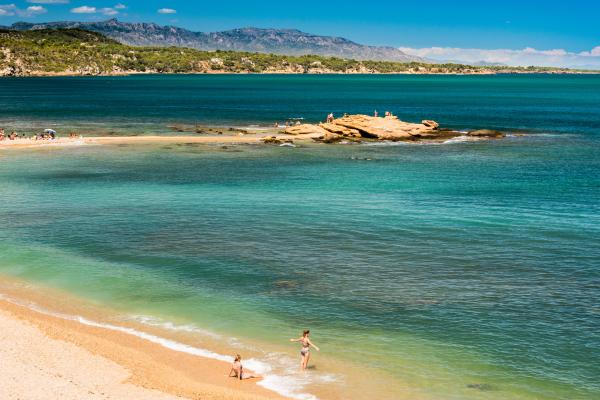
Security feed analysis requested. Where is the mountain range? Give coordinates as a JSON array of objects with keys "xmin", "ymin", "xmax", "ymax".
[{"xmin": 4, "ymin": 19, "xmax": 421, "ymax": 62}]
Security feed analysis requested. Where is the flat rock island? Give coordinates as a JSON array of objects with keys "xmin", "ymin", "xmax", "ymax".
[{"xmin": 279, "ymin": 114, "xmax": 505, "ymax": 143}]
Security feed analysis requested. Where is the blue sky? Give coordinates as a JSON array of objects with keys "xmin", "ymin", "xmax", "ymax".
[{"xmin": 2, "ymin": 1, "xmax": 600, "ymax": 67}]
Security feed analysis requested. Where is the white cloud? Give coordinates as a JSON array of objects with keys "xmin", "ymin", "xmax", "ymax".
[
  {"xmin": 0, "ymin": 4, "xmax": 18, "ymax": 16},
  {"xmin": 70, "ymin": 5, "xmax": 96, "ymax": 13},
  {"xmin": 579, "ymin": 46, "xmax": 600, "ymax": 57},
  {"xmin": 68, "ymin": 4, "xmax": 122, "ymax": 15},
  {"xmin": 0, "ymin": 3, "xmax": 47, "ymax": 17},
  {"xmin": 100, "ymin": 7, "xmax": 118, "ymax": 15},
  {"xmin": 26, "ymin": 0, "xmax": 69, "ymax": 4},
  {"xmin": 0, "ymin": 6, "xmax": 12, "ymax": 17},
  {"xmin": 157, "ymin": 8, "xmax": 176, "ymax": 14},
  {"xmin": 399, "ymin": 45, "xmax": 600, "ymax": 70},
  {"xmin": 114, "ymin": 3, "xmax": 126, "ymax": 9},
  {"xmin": 26, "ymin": 5, "xmax": 47, "ymax": 14}
]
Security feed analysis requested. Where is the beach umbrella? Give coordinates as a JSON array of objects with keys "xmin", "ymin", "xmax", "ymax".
[{"xmin": 44, "ymin": 129, "xmax": 57, "ymax": 134}]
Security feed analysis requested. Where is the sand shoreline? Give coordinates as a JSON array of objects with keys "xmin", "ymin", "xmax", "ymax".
[
  {"xmin": 0, "ymin": 273, "xmax": 417, "ymax": 400},
  {"xmin": 0, "ymin": 279, "xmax": 283, "ymax": 400},
  {"xmin": 0, "ymin": 133, "xmax": 321, "ymax": 150}
]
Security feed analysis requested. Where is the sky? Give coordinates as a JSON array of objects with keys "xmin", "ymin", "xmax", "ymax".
[{"xmin": 1, "ymin": 0, "xmax": 600, "ymax": 68}]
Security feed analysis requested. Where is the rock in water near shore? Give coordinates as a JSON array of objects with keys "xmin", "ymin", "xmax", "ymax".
[
  {"xmin": 468, "ymin": 129, "xmax": 506, "ymax": 138},
  {"xmin": 262, "ymin": 136, "xmax": 282, "ymax": 144},
  {"xmin": 321, "ymin": 131, "xmax": 344, "ymax": 143},
  {"xmin": 274, "ymin": 280, "xmax": 298, "ymax": 289},
  {"xmin": 331, "ymin": 115, "xmax": 418, "ymax": 140},
  {"xmin": 262, "ymin": 136, "xmax": 295, "ymax": 145},
  {"xmin": 312, "ymin": 114, "xmax": 450, "ymax": 142},
  {"xmin": 466, "ymin": 383, "xmax": 495, "ymax": 392},
  {"xmin": 283, "ymin": 115, "xmax": 502, "ymax": 143},
  {"xmin": 422, "ymin": 120, "xmax": 440, "ymax": 129},
  {"xmin": 284, "ymin": 124, "xmax": 328, "ymax": 136}
]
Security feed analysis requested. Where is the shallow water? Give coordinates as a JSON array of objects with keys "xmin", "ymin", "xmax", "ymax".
[{"xmin": 1, "ymin": 75, "xmax": 600, "ymax": 399}]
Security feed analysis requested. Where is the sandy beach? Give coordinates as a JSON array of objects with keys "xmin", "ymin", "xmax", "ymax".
[
  {"xmin": 0, "ymin": 280, "xmax": 281, "ymax": 400},
  {"xmin": 0, "ymin": 308, "xmax": 182, "ymax": 400},
  {"xmin": 0, "ymin": 132, "xmax": 321, "ymax": 151}
]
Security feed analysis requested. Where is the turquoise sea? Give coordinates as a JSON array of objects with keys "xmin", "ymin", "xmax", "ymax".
[{"xmin": 0, "ymin": 75, "xmax": 599, "ymax": 400}]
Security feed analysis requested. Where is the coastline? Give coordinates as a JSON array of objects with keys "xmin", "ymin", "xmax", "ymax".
[
  {"xmin": 0, "ymin": 273, "xmax": 422, "ymax": 400},
  {"xmin": 2, "ymin": 70, "xmax": 598, "ymax": 78},
  {"xmin": 0, "ymin": 276, "xmax": 282, "ymax": 400},
  {"xmin": 0, "ymin": 134, "xmax": 312, "ymax": 150}
]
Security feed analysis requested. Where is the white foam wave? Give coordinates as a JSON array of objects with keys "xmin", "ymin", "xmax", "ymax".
[
  {"xmin": 76, "ymin": 315, "xmax": 234, "ymax": 362},
  {"xmin": 442, "ymin": 135, "xmax": 479, "ymax": 144},
  {"xmin": 0, "ymin": 293, "xmax": 326, "ymax": 400},
  {"xmin": 362, "ymin": 141, "xmax": 410, "ymax": 146},
  {"xmin": 257, "ymin": 371, "xmax": 339, "ymax": 400},
  {"xmin": 127, "ymin": 314, "xmax": 222, "ymax": 339},
  {"xmin": 235, "ymin": 125, "xmax": 273, "ymax": 131},
  {"xmin": 259, "ymin": 375, "xmax": 318, "ymax": 400}
]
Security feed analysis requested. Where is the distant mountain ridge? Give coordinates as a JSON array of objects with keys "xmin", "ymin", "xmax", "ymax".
[
  {"xmin": 8, "ymin": 19, "xmax": 421, "ymax": 62},
  {"xmin": 1, "ymin": 29, "xmax": 583, "ymax": 77}
]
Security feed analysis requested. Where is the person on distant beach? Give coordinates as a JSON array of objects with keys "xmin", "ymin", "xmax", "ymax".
[
  {"xmin": 290, "ymin": 330, "xmax": 320, "ymax": 370},
  {"xmin": 228, "ymin": 354, "xmax": 261, "ymax": 380},
  {"xmin": 374, "ymin": 110, "xmax": 378, "ymax": 117},
  {"xmin": 326, "ymin": 113, "xmax": 334, "ymax": 123},
  {"xmin": 0, "ymin": 129, "xmax": 5, "ymax": 141}
]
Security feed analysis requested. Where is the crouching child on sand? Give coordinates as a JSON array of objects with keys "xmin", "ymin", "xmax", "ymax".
[{"xmin": 228, "ymin": 354, "xmax": 261, "ymax": 380}]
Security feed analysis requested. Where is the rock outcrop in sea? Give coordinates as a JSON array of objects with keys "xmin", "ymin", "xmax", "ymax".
[
  {"xmin": 282, "ymin": 114, "xmax": 501, "ymax": 143},
  {"xmin": 467, "ymin": 129, "xmax": 506, "ymax": 138}
]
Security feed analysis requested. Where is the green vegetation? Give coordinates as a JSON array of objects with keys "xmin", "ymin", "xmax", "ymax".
[{"xmin": 0, "ymin": 28, "xmax": 589, "ymax": 76}]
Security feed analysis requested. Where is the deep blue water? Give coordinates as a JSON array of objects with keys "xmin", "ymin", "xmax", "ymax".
[{"xmin": 1, "ymin": 74, "xmax": 600, "ymax": 134}]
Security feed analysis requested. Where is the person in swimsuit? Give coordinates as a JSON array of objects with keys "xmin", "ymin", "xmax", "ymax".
[
  {"xmin": 289, "ymin": 329, "xmax": 320, "ymax": 370},
  {"xmin": 228, "ymin": 354, "xmax": 261, "ymax": 380}
]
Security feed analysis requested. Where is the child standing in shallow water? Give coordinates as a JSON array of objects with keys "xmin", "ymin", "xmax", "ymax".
[{"xmin": 290, "ymin": 329, "xmax": 320, "ymax": 370}]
